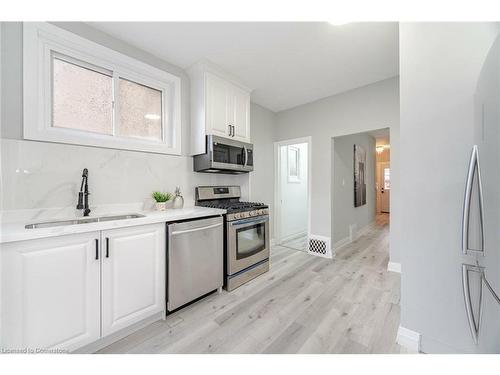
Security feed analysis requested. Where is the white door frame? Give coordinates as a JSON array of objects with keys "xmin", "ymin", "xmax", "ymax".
[{"xmin": 274, "ymin": 136, "xmax": 312, "ymax": 245}]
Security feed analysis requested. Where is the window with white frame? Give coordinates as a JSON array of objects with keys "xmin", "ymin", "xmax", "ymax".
[
  {"xmin": 23, "ymin": 23, "xmax": 181, "ymax": 155},
  {"xmin": 287, "ymin": 145, "xmax": 301, "ymax": 183}
]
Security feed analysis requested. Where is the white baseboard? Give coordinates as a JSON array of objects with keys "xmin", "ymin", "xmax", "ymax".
[
  {"xmin": 280, "ymin": 230, "xmax": 307, "ymax": 243},
  {"xmin": 387, "ymin": 261, "xmax": 402, "ymax": 273},
  {"xmin": 334, "ymin": 221, "xmax": 373, "ymax": 251},
  {"xmin": 397, "ymin": 326, "xmax": 421, "ymax": 352},
  {"xmin": 333, "ymin": 236, "xmax": 350, "ymax": 250}
]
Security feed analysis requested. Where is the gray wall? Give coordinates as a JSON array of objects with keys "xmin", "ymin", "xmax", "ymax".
[
  {"xmin": 275, "ymin": 77, "xmax": 399, "ymax": 261},
  {"xmin": 250, "ymin": 103, "xmax": 276, "ymax": 237},
  {"xmin": 399, "ymin": 22, "xmax": 500, "ymax": 353},
  {"xmin": 332, "ymin": 133, "xmax": 376, "ymax": 244}
]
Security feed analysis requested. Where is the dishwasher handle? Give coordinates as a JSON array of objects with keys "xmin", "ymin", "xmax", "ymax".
[{"xmin": 170, "ymin": 222, "xmax": 222, "ymax": 236}]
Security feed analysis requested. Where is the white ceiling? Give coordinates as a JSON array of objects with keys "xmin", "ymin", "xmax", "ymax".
[{"xmin": 88, "ymin": 22, "xmax": 399, "ymax": 112}]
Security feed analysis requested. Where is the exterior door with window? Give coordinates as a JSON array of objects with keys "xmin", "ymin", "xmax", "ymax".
[{"xmin": 378, "ymin": 162, "xmax": 390, "ymax": 213}]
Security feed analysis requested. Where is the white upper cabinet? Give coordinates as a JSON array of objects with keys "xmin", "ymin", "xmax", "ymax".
[
  {"xmin": 1, "ymin": 232, "xmax": 101, "ymax": 352},
  {"xmin": 206, "ymin": 73, "xmax": 233, "ymax": 138},
  {"xmin": 188, "ymin": 62, "xmax": 252, "ymax": 155},
  {"xmin": 231, "ymin": 85, "xmax": 251, "ymax": 142},
  {"xmin": 101, "ymin": 224, "xmax": 165, "ymax": 336}
]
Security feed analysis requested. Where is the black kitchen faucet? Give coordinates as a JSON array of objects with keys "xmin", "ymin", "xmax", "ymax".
[{"xmin": 76, "ymin": 168, "xmax": 91, "ymax": 216}]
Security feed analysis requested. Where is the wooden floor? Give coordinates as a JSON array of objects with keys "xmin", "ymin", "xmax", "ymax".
[{"xmin": 98, "ymin": 213, "xmax": 409, "ymax": 354}]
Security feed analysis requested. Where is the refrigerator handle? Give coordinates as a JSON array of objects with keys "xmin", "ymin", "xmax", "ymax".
[
  {"xmin": 462, "ymin": 264, "xmax": 483, "ymax": 344},
  {"xmin": 462, "ymin": 145, "xmax": 485, "ymax": 255}
]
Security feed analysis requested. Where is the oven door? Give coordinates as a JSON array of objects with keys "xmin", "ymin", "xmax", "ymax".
[{"xmin": 226, "ymin": 215, "xmax": 270, "ymax": 275}]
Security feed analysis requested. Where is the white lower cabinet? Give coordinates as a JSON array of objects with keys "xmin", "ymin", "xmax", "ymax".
[
  {"xmin": 101, "ymin": 224, "xmax": 165, "ymax": 336},
  {"xmin": 1, "ymin": 232, "xmax": 101, "ymax": 352},
  {"xmin": 1, "ymin": 223, "xmax": 166, "ymax": 352}
]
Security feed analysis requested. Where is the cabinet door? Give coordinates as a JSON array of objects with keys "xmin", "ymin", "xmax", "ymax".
[
  {"xmin": 231, "ymin": 86, "xmax": 251, "ymax": 142},
  {"xmin": 1, "ymin": 232, "xmax": 101, "ymax": 352},
  {"xmin": 206, "ymin": 73, "xmax": 231, "ymax": 138},
  {"xmin": 101, "ymin": 223, "xmax": 165, "ymax": 336}
]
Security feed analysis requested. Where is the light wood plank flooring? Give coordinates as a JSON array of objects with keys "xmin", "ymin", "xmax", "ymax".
[
  {"xmin": 98, "ymin": 213, "xmax": 408, "ymax": 354},
  {"xmin": 281, "ymin": 234, "xmax": 308, "ymax": 252}
]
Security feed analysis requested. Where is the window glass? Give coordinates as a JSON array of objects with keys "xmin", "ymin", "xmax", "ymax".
[
  {"xmin": 384, "ymin": 167, "xmax": 391, "ymax": 190},
  {"xmin": 118, "ymin": 78, "xmax": 162, "ymax": 141},
  {"xmin": 52, "ymin": 57, "xmax": 113, "ymax": 135}
]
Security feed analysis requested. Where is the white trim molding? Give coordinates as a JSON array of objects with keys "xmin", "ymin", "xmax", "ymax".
[
  {"xmin": 23, "ymin": 22, "xmax": 182, "ymax": 155},
  {"xmin": 387, "ymin": 261, "xmax": 402, "ymax": 273},
  {"xmin": 396, "ymin": 325, "xmax": 421, "ymax": 353}
]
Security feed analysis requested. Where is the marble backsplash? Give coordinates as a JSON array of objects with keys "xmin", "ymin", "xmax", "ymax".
[{"xmin": 0, "ymin": 138, "xmax": 249, "ymax": 220}]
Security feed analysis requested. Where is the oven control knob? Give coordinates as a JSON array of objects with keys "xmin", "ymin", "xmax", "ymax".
[{"xmin": 234, "ymin": 213, "xmax": 241, "ymax": 219}]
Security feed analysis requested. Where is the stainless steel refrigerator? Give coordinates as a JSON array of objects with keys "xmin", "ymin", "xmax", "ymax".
[{"xmin": 461, "ymin": 33, "xmax": 500, "ymax": 351}]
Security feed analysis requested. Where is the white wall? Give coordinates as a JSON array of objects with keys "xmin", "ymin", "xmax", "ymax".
[
  {"xmin": 275, "ymin": 77, "xmax": 399, "ymax": 260},
  {"xmin": 279, "ymin": 143, "xmax": 308, "ymax": 240},
  {"xmin": 399, "ymin": 22, "xmax": 500, "ymax": 353},
  {"xmin": 332, "ymin": 133, "xmax": 376, "ymax": 245},
  {"xmin": 249, "ymin": 103, "xmax": 276, "ymax": 237}
]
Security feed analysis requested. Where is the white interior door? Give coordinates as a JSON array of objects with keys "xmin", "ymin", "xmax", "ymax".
[
  {"xmin": 378, "ymin": 162, "xmax": 391, "ymax": 213},
  {"xmin": 101, "ymin": 224, "xmax": 165, "ymax": 336},
  {"xmin": 1, "ymin": 232, "xmax": 101, "ymax": 351},
  {"xmin": 277, "ymin": 141, "xmax": 309, "ymax": 245}
]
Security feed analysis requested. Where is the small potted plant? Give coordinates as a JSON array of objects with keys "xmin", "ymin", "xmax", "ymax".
[{"xmin": 152, "ymin": 191, "xmax": 172, "ymax": 211}]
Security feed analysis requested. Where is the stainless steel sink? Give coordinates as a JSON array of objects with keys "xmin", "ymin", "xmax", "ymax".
[{"xmin": 25, "ymin": 214, "xmax": 146, "ymax": 229}]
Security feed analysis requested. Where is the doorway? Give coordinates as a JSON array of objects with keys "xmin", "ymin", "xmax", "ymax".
[
  {"xmin": 377, "ymin": 162, "xmax": 390, "ymax": 213},
  {"xmin": 375, "ymin": 138, "xmax": 391, "ymax": 214},
  {"xmin": 274, "ymin": 137, "xmax": 311, "ymax": 252}
]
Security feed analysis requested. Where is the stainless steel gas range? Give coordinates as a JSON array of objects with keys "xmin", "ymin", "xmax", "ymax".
[{"xmin": 195, "ymin": 186, "xmax": 270, "ymax": 291}]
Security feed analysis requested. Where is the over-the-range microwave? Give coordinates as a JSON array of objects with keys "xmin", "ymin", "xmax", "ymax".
[{"xmin": 194, "ymin": 135, "xmax": 254, "ymax": 174}]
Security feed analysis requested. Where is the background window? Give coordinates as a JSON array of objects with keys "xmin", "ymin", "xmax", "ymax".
[
  {"xmin": 384, "ymin": 167, "xmax": 391, "ymax": 190},
  {"xmin": 118, "ymin": 78, "xmax": 163, "ymax": 141},
  {"xmin": 287, "ymin": 146, "xmax": 300, "ymax": 182},
  {"xmin": 52, "ymin": 57, "xmax": 113, "ymax": 135}
]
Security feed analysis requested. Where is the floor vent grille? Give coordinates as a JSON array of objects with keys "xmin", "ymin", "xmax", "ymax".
[{"xmin": 308, "ymin": 235, "xmax": 332, "ymax": 258}]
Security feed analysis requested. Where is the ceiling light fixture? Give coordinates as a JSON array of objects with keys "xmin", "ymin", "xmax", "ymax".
[{"xmin": 144, "ymin": 114, "xmax": 161, "ymax": 120}]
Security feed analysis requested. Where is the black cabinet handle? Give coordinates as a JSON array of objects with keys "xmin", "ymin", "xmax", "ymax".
[
  {"xmin": 106, "ymin": 237, "xmax": 110, "ymax": 258},
  {"xmin": 95, "ymin": 239, "xmax": 99, "ymax": 260},
  {"xmin": 228, "ymin": 124, "xmax": 232, "ymax": 136},
  {"xmin": 232, "ymin": 125, "xmax": 235, "ymax": 137}
]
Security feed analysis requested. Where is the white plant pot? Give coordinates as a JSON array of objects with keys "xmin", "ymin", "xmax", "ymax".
[{"xmin": 155, "ymin": 202, "xmax": 167, "ymax": 211}]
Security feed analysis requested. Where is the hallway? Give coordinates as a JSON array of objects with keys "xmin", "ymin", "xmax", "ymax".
[{"xmin": 99, "ymin": 214, "xmax": 406, "ymax": 354}]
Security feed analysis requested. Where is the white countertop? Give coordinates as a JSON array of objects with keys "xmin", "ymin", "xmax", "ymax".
[{"xmin": 0, "ymin": 207, "xmax": 225, "ymax": 244}]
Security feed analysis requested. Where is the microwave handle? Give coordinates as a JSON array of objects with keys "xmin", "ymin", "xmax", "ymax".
[{"xmin": 243, "ymin": 146, "xmax": 247, "ymax": 166}]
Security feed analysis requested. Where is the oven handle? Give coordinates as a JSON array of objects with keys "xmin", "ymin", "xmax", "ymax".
[
  {"xmin": 171, "ymin": 222, "xmax": 222, "ymax": 236},
  {"xmin": 230, "ymin": 216, "xmax": 269, "ymax": 227}
]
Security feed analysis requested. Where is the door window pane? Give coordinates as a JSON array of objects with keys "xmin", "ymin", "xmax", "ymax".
[
  {"xmin": 236, "ymin": 223, "xmax": 266, "ymax": 259},
  {"xmin": 384, "ymin": 167, "xmax": 391, "ymax": 190},
  {"xmin": 118, "ymin": 78, "xmax": 162, "ymax": 141},
  {"xmin": 52, "ymin": 57, "xmax": 113, "ymax": 135}
]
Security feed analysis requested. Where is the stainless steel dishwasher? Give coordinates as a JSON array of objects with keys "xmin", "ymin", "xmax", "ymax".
[{"xmin": 167, "ymin": 216, "xmax": 223, "ymax": 311}]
